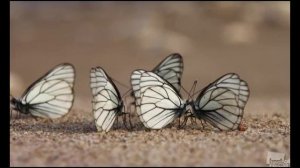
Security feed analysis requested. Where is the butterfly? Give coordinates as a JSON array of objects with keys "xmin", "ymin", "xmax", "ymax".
[
  {"xmin": 131, "ymin": 70, "xmax": 250, "ymax": 131},
  {"xmin": 10, "ymin": 63, "xmax": 75, "ymax": 119},
  {"xmin": 130, "ymin": 53, "xmax": 183, "ymax": 125},
  {"xmin": 90, "ymin": 67, "xmax": 131, "ymax": 132}
]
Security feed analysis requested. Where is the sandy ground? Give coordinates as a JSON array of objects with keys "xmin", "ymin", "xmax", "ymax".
[
  {"xmin": 10, "ymin": 2, "xmax": 290, "ymax": 167},
  {"xmin": 10, "ymin": 97, "xmax": 290, "ymax": 166}
]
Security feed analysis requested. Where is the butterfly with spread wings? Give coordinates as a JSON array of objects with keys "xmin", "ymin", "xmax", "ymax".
[
  {"xmin": 90, "ymin": 67, "xmax": 132, "ymax": 132},
  {"xmin": 10, "ymin": 63, "xmax": 75, "ymax": 119},
  {"xmin": 131, "ymin": 70, "xmax": 250, "ymax": 131}
]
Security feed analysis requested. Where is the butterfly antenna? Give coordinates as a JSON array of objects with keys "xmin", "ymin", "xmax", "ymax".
[
  {"xmin": 191, "ymin": 86, "xmax": 205, "ymax": 98},
  {"xmin": 187, "ymin": 80, "xmax": 197, "ymax": 100},
  {"xmin": 110, "ymin": 77, "xmax": 132, "ymax": 99},
  {"xmin": 180, "ymin": 86, "xmax": 190, "ymax": 97},
  {"xmin": 111, "ymin": 77, "xmax": 130, "ymax": 90}
]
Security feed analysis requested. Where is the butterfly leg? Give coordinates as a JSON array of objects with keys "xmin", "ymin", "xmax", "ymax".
[
  {"xmin": 190, "ymin": 114, "xmax": 197, "ymax": 127},
  {"xmin": 126, "ymin": 103, "xmax": 133, "ymax": 129},
  {"xmin": 10, "ymin": 109, "xmax": 16, "ymax": 125},
  {"xmin": 30, "ymin": 113, "xmax": 39, "ymax": 121},
  {"xmin": 16, "ymin": 111, "xmax": 20, "ymax": 120},
  {"xmin": 115, "ymin": 113, "xmax": 119, "ymax": 129},
  {"xmin": 180, "ymin": 115, "xmax": 189, "ymax": 129},
  {"xmin": 177, "ymin": 117, "xmax": 181, "ymax": 129},
  {"xmin": 123, "ymin": 113, "xmax": 130, "ymax": 130},
  {"xmin": 181, "ymin": 110, "xmax": 194, "ymax": 129},
  {"xmin": 128, "ymin": 113, "xmax": 133, "ymax": 129},
  {"xmin": 122, "ymin": 104, "xmax": 130, "ymax": 130},
  {"xmin": 178, "ymin": 112, "xmax": 190, "ymax": 129},
  {"xmin": 200, "ymin": 119, "xmax": 206, "ymax": 130}
]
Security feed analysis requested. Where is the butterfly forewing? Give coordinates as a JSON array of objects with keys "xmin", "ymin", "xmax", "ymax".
[
  {"xmin": 130, "ymin": 70, "xmax": 145, "ymax": 119},
  {"xmin": 18, "ymin": 63, "xmax": 75, "ymax": 119},
  {"xmin": 90, "ymin": 67, "xmax": 122, "ymax": 132},
  {"xmin": 42, "ymin": 64, "xmax": 75, "ymax": 87},
  {"xmin": 194, "ymin": 73, "xmax": 250, "ymax": 131},
  {"xmin": 152, "ymin": 53, "xmax": 183, "ymax": 93}
]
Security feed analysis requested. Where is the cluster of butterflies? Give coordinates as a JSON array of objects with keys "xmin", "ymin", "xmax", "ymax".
[{"xmin": 10, "ymin": 53, "xmax": 250, "ymax": 132}]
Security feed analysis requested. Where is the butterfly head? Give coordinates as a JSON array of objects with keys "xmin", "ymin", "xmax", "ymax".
[
  {"xmin": 10, "ymin": 96, "xmax": 29, "ymax": 114},
  {"xmin": 185, "ymin": 99, "xmax": 195, "ymax": 112},
  {"xmin": 10, "ymin": 96, "xmax": 20, "ymax": 111},
  {"xmin": 118, "ymin": 100, "xmax": 124, "ymax": 112}
]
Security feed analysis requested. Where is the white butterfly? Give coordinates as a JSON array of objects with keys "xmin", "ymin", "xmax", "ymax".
[
  {"xmin": 192, "ymin": 73, "xmax": 250, "ymax": 130},
  {"xmin": 90, "ymin": 67, "xmax": 130, "ymax": 132},
  {"xmin": 131, "ymin": 71, "xmax": 250, "ymax": 130},
  {"xmin": 10, "ymin": 63, "xmax": 75, "ymax": 119},
  {"xmin": 131, "ymin": 53, "xmax": 183, "ymax": 126}
]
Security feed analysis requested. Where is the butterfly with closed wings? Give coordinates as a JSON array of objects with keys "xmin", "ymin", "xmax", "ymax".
[
  {"xmin": 10, "ymin": 63, "xmax": 75, "ymax": 119},
  {"xmin": 90, "ymin": 67, "xmax": 132, "ymax": 132},
  {"xmin": 130, "ymin": 53, "xmax": 183, "ymax": 126}
]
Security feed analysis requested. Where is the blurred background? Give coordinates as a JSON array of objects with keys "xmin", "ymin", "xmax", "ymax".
[{"xmin": 10, "ymin": 1, "xmax": 290, "ymax": 109}]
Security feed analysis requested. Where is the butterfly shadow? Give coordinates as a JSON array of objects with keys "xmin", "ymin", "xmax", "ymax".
[{"xmin": 10, "ymin": 119, "xmax": 97, "ymax": 134}]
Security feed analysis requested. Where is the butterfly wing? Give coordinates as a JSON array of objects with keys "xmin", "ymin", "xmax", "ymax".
[
  {"xmin": 90, "ymin": 67, "xmax": 122, "ymax": 132},
  {"xmin": 20, "ymin": 63, "xmax": 75, "ymax": 119},
  {"xmin": 152, "ymin": 53, "xmax": 183, "ymax": 93},
  {"xmin": 131, "ymin": 69, "xmax": 146, "ymax": 120},
  {"xmin": 193, "ymin": 73, "xmax": 250, "ymax": 131},
  {"xmin": 132, "ymin": 71, "xmax": 185, "ymax": 129}
]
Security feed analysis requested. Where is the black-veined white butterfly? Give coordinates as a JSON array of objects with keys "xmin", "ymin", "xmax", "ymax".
[
  {"xmin": 131, "ymin": 70, "xmax": 187, "ymax": 129},
  {"xmin": 191, "ymin": 73, "xmax": 250, "ymax": 131},
  {"xmin": 10, "ymin": 63, "xmax": 75, "ymax": 119},
  {"xmin": 131, "ymin": 70, "xmax": 250, "ymax": 131},
  {"xmin": 130, "ymin": 53, "xmax": 183, "ymax": 126},
  {"xmin": 90, "ymin": 67, "xmax": 131, "ymax": 132}
]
